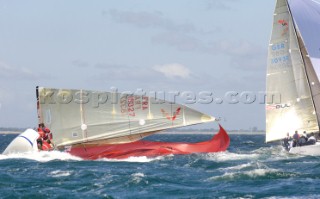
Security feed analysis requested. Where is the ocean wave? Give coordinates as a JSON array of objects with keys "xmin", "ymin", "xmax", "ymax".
[
  {"xmin": 49, "ymin": 170, "xmax": 73, "ymax": 177},
  {"xmin": 252, "ymin": 145, "xmax": 283, "ymax": 154},
  {"xmin": 209, "ymin": 168, "xmax": 288, "ymax": 181},
  {"xmin": 252, "ymin": 146, "xmax": 307, "ymax": 162},
  {"xmin": 131, "ymin": 172, "xmax": 146, "ymax": 184},
  {"xmin": 203, "ymin": 151, "xmax": 259, "ymax": 162},
  {"xmin": 241, "ymin": 141, "xmax": 255, "ymax": 144},
  {"xmin": 263, "ymin": 195, "xmax": 320, "ymax": 199},
  {"xmin": 218, "ymin": 163, "xmax": 254, "ymax": 171},
  {"xmin": 217, "ymin": 161, "xmax": 281, "ymax": 175},
  {"xmin": 0, "ymin": 151, "xmax": 82, "ymax": 162}
]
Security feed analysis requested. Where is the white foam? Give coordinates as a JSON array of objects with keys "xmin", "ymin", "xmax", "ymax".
[
  {"xmin": 210, "ymin": 168, "xmax": 279, "ymax": 181},
  {"xmin": 50, "ymin": 170, "xmax": 72, "ymax": 177},
  {"xmin": 0, "ymin": 151, "xmax": 82, "ymax": 162},
  {"xmin": 131, "ymin": 172, "xmax": 146, "ymax": 184},
  {"xmin": 245, "ymin": 168, "xmax": 277, "ymax": 177},
  {"xmin": 0, "ymin": 151, "xmax": 171, "ymax": 163},
  {"xmin": 132, "ymin": 172, "xmax": 145, "ymax": 177},
  {"xmin": 204, "ymin": 151, "xmax": 259, "ymax": 162},
  {"xmin": 252, "ymin": 146, "xmax": 283, "ymax": 154},
  {"xmin": 219, "ymin": 163, "xmax": 253, "ymax": 171},
  {"xmin": 98, "ymin": 155, "xmax": 165, "ymax": 163}
]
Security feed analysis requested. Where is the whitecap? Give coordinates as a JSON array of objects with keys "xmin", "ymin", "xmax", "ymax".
[
  {"xmin": 49, "ymin": 170, "xmax": 72, "ymax": 177},
  {"xmin": 204, "ymin": 151, "xmax": 259, "ymax": 162},
  {"xmin": 130, "ymin": 172, "xmax": 147, "ymax": 184},
  {"xmin": 218, "ymin": 162, "xmax": 253, "ymax": 171},
  {"xmin": 245, "ymin": 168, "xmax": 276, "ymax": 177},
  {"xmin": 0, "ymin": 151, "xmax": 82, "ymax": 162},
  {"xmin": 209, "ymin": 168, "xmax": 279, "ymax": 181}
]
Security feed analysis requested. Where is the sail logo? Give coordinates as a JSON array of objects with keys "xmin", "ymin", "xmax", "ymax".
[
  {"xmin": 278, "ymin": 19, "xmax": 288, "ymax": 36},
  {"xmin": 161, "ymin": 107, "xmax": 181, "ymax": 121},
  {"xmin": 271, "ymin": 55, "xmax": 289, "ymax": 64},
  {"xmin": 120, "ymin": 95, "xmax": 149, "ymax": 117},
  {"xmin": 266, "ymin": 104, "xmax": 290, "ymax": 110},
  {"xmin": 271, "ymin": 43, "xmax": 285, "ymax": 51}
]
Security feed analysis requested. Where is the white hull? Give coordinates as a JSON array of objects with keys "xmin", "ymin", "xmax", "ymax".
[
  {"xmin": 2, "ymin": 129, "xmax": 39, "ymax": 155},
  {"xmin": 289, "ymin": 142, "xmax": 320, "ymax": 156}
]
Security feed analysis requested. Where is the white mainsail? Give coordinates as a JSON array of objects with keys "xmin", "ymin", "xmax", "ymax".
[
  {"xmin": 37, "ymin": 87, "xmax": 215, "ymax": 147},
  {"xmin": 266, "ymin": 0, "xmax": 320, "ymax": 142}
]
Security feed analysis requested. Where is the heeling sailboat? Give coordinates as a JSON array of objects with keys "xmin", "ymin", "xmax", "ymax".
[
  {"xmin": 3, "ymin": 87, "xmax": 230, "ymax": 159},
  {"xmin": 266, "ymin": 0, "xmax": 320, "ymax": 155}
]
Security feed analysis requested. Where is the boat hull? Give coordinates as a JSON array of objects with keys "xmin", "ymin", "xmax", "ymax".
[
  {"xmin": 289, "ymin": 142, "xmax": 320, "ymax": 156},
  {"xmin": 66, "ymin": 125, "xmax": 230, "ymax": 159}
]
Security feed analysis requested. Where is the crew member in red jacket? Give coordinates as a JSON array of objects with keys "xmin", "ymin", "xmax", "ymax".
[{"xmin": 37, "ymin": 123, "xmax": 53, "ymax": 150}]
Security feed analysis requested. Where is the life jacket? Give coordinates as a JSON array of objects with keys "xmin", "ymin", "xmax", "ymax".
[
  {"xmin": 43, "ymin": 127, "xmax": 52, "ymax": 140},
  {"xmin": 38, "ymin": 128, "xmax": 45, "ymax": 139}
]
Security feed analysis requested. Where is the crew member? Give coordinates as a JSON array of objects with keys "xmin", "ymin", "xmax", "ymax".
[
  {"xmin": 298, "ymin": 131, "xmax": 308, "ymax": 146},
  {"xmin": 37, "ymin": 123, "xmax": 53, "ymax": 150},
  {"xmin": 306, "ymin": 133, "xmax": 316, "ymax": 145},
  {"xmin": 292, "ymin": 131, "xmax": 300, "ymax": 147},
  {"xmin": 282, "ymin": 132, "xmax": 291, "ymax": 151},
  {"xmin": 37, "ymin": 123, "xmax": 45, "ymax": 150}
]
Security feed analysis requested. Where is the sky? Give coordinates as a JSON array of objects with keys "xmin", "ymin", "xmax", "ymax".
[{"xmin": 0, "ymin": 0, "xmax": 274, "ymax": 130}]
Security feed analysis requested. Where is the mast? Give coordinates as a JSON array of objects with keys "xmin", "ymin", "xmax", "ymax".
[{"xmin": 36, "ymin": 86, "xmax": 42, "ymax": 124}]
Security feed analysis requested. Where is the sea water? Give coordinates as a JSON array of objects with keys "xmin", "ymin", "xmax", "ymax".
[{"xmin": 1, "ymin": 133, "xmax": 320, "ymax": 199}]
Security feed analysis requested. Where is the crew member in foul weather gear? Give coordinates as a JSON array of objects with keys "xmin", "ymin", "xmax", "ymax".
[
  {"xmin": 37, "ymin": 124, "xmax": 45, "ymax": 150},
  {"xmin": 37, "ymin": 123, "xmax": 52, "ymax": 150}
]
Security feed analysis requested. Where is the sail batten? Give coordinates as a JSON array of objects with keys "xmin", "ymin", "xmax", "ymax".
[{"xmin": 266, "ymin": 0, "xmax": 319, "ymax": 142}]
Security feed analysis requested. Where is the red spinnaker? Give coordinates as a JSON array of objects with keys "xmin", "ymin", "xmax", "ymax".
[{"xmin": 68, "ymin": 125, "xmax": 230, "ymax": 159}]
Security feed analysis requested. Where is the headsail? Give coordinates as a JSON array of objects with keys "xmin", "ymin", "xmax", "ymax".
[
  {"xmin": 37, "ymin": 87, "xmax": 215, "ymax": 147},
  {"xmin": 266, "ymin": 0, "xmax": 320, "ymax": 142}
]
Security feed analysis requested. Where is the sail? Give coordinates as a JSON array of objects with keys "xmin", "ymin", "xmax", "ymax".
[
  {"xmin": 266, "ymin": 0, "xmax": 319, "ymax": 142},
  {"xmin": 37, "ymin": 87, "xmax": 215, "ymax": 147},
  {"xmin": 288, "ymin": 0, "xmax": 320, "ymax": 76},
  {"xmin": 288, "ymin": 0, "xmax": 320, "ymax": 130}
]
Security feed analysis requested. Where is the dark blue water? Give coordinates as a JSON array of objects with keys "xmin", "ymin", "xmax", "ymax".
[{"xmin": 1, "ymin": 133, "xmax": 320, "ymax": 199}]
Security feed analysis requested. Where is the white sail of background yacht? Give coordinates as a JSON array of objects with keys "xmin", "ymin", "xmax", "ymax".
[{"xmin": 266, "ymin": 0, "xmax": 320, "ymax": 142}]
